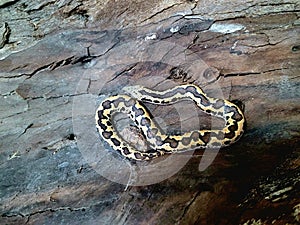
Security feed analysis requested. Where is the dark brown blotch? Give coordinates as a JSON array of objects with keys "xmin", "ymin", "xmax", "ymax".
[
  {"xmin": 102, "ymin": 100, "xmax": 112, "ymax": 109},
  {"xmin": 213, "ymin": 99, "xmax": 225, "ymax": 109},
  {"xmin": 111, "ymin": 138, "xmax": 121, "ymax": 146},
  {"xmin": 225, "ymin": 105, "xmax": 243, "ymax": 122},
  {"xmin": 224, "ymin": 131, "xmax": 235, "ymax": 139},
  {"xmin": 102, "ymin": 131, "xmax": 113, "ymax": 139},
  {"xmin": 132, "ymin": 105, "xmax": 145, "ymax": 117},
  {"xmin": 228, "ymin": 123, "xmax": 238, "ymax": 132},
  {"xmin": 164, "ymin": 137, "xmax": 179, "ymax": 148},
  {"xmin": 155, "ymin": 136, "xmax": 163, "ymax": 146},
  {"xmin": 112, "ymin": 97, "xmax": 125, "ymax": 108},
  {"xmin": 124, "ymin": 98, "xmax": 136, "ymax": 107},
  {"xmin": 141, "ymin": 117, "xmax": 151, "ymax": 127},
  {"xmin": 186, "ymin": 86, "xmax": 210, "ymax": 106},
  {"xmin": 134, "ymin": 152, "xmax": 145, "ymax": 160},
  {"xmin": 200, "ymin": 132, "xmax": 211, "ymax": 144},
  {"xmin": 191, "ymin": 131, "xmax": 200, "ymax": 141},
  {"xmin": 97, "ymin": 110, "xmax": 107, "ymax": 120},
  {"xmin": 174, "ymin": 87, "xmax": 186, "ymax": 95},
  {"xmin": 151, "ymin": 128, "xmax": 158, "ymax": 135},
  {"xmin": 232, "ymin": 109, "xmax": 243, "ymax": 122},
  {"xmin": 211, "ymin": 131, "xmax": 224, "ymax": 140},
  {"xmin": 217, "ymin": 111, "xmax": 223, "ymax": 116},
  {"xmin": 224, "ymin": 122, "xmax": 238, "ymax": 139},
  {"xmin": 181, "ymin": 137, "xmax": 192, "ymax": 146},
  {"xmin": 122, "ymin": 147, "xmax": 130, "ymax": 155},
  {"xmin": 161, "ymin": 87, "xmax": 185, "ymax": 98},
  {"xmin": 97, "ymin": 120, "xmax": 107, "ymax": 130},
  {"xmin": 147, "ymin": 128, "xmax": 158, "ymax": 139},
  {"xmin": 185, "ymin": 85, "xmax": 197, "ymax": 93}
]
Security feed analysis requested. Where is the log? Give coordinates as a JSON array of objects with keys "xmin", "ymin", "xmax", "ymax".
[{"xmin": 1, "ymin": 0, "xmax": 299, "ymax": 224}]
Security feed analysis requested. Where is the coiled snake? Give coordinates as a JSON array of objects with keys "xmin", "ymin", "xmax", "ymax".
[{"xmin": 95, "ymin": 84, "xmax": 245, "ymax": 161}]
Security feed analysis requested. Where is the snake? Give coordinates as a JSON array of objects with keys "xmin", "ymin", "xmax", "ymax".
[{"xmin": 95, "ymin": 84, "xmax": 245, "ymax": 161}]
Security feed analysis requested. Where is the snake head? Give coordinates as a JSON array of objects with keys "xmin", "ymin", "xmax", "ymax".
[{"xmin": 122, "ymin": 85, "xmax": 144, "ymax": 98}]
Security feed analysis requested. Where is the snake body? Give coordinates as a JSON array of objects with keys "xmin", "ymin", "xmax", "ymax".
[{"xmin": 95, "ymin": 84, "xmax": 245, "ymax": 160}]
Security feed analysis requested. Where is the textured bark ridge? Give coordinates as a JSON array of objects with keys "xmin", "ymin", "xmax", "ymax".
[{"xmin": 1, "ymin": 1, "xmax": 299, "ymax": 224}]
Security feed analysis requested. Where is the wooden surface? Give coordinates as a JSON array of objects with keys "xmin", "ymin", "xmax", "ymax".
[{"xmin": 1, "ymin": 0, "xmax": 300, "ymax": 224}]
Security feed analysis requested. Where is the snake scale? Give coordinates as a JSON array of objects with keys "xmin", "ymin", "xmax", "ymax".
[{"xmin": 95, "ymin": 84, "xmax": 245, "ymax": 161}]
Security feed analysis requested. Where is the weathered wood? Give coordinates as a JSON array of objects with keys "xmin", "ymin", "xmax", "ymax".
[{"xmin": 1, "ymin": 0, "xmax": 299, "ymax": 224}]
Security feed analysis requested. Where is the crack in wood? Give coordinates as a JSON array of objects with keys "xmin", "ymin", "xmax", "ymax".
[
  {"xmin": 21, "ymin": 196, "xmax": 119, "ymax": 224},
  {"xmin": 62, "ymin": 1, "xmax": 89, "ymax": 26},
  {"xmin": 6, "ymin": 55, "xmax": 89, "ymax": 80},
  {"xmin": 0, "ymin": 0, "xmax": 20, "ymax": 8},
  {"xmin": 108, "ymin": 63, "xmax": 138, "ymax": 83},
  {"xmin": 42, "ymin": 135, "xmax": 77, "ymax": 152},
  {"xmin": 0, "ymin": 22, "xmax": 11, "ymax": 48},
  {"xmin": 190, "ymin": 0, "xmax": 199, "ymax": 12},
  {"xmin": 141, "ymin": 3, "xmax": 183, "ymax": 24},
  {"xmin": 21, "ymin": 92, "xmax": 87, "ymax": 101},
  {"xmin": 175, "ymin": 190, "xmax": 202, "ymax": 224},
  {"xmin": 116, "ymin": 6, "xmax": 129, "ymax": 18},
  {"xmin": 17, "ymin": 123, "xmax": 34, "ymax": 137},
  {"xmin": 23, "ymin": 207, "xmax": 87, "ymax": 224},
  {"xmin": 24, "ymin": 1, "xmax": 56, "ymax": 13},
  {"xmin": 221, "ymin": 67, "xmax": 290, "ymax": 78}
]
